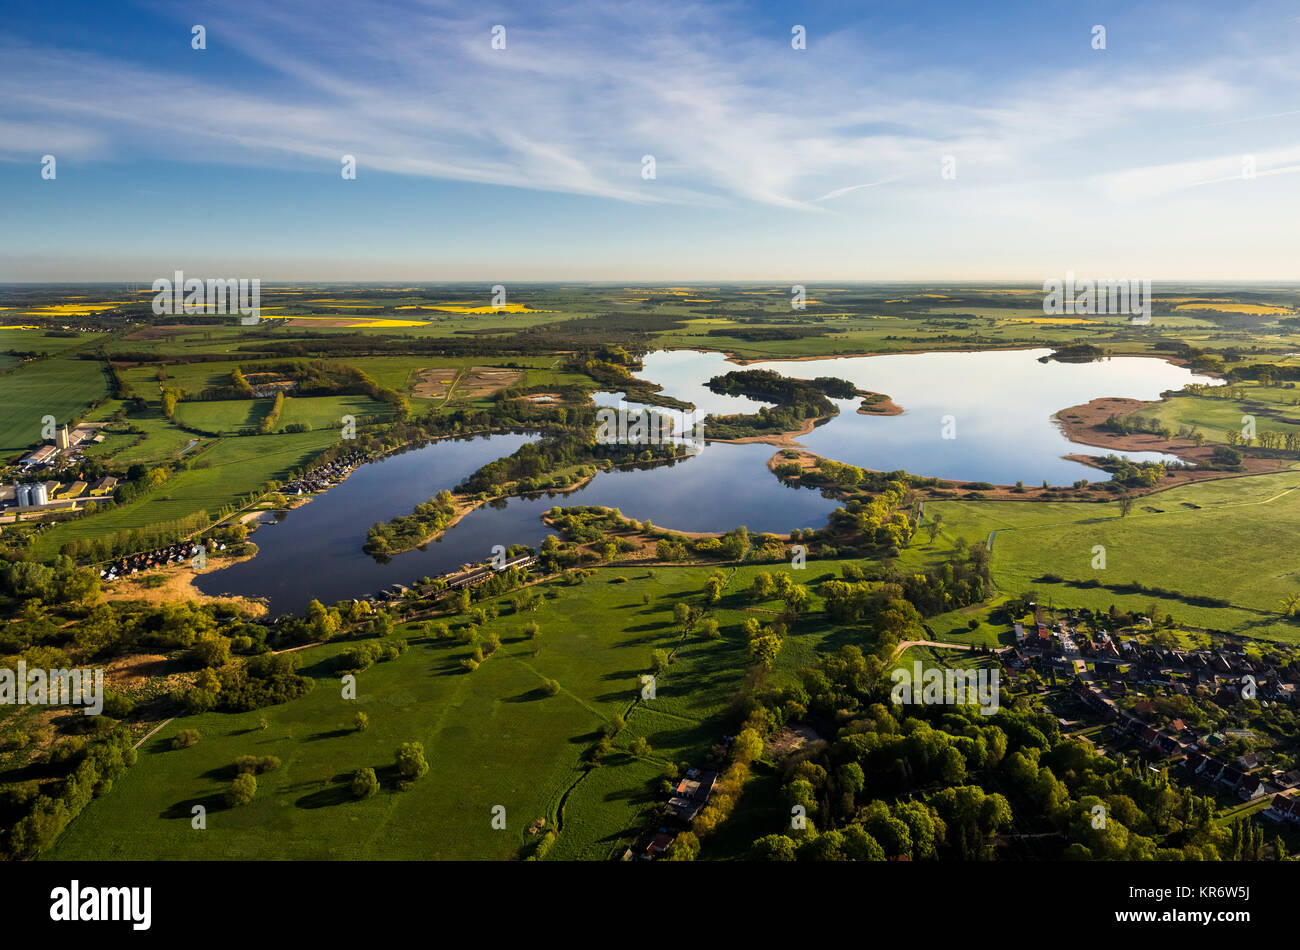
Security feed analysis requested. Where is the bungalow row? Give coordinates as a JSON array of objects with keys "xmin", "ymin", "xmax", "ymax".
[
  {"xmin": 100, "ymin": 540, "xmax": 220, "ymax": 580},
  {"xmin": 1181, "ymin": 751, "xmax": 1267, "ymax": 801}
]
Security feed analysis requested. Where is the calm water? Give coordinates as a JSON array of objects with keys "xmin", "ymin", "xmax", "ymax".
[
  {"xmin": 629, "ymin": 348, "xmax": 1217, "ymax": 485},
  {"xmin": 195, "ymin": 431, "xmax": 838, "ymax": 614},
  {"xmin": 196, "ymin": 348, "xmax": 1216, "ymax": 614}
]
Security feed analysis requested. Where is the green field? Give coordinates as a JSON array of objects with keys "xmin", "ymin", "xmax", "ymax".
[
  {"xmin": 921, "ymin": 468, "xmax": 1300, "ymax": 640},
  {"xmin": 1148, "ymin": 383, "xmax": 1300, "ymax": 442},
  {"xmin": 173, "ymin": 395, "xmax": 392, "ymax": 434},
  {"xmin": 31, "ymin": 430, "xmax": 339, "ymax": 558},
  {"xmin": 0, "ymin": 357, "xmax": 110, "ymax": 459},
  {"xmin": 47, "ymin": 565, "xmax": 780, "ymax": 860}
]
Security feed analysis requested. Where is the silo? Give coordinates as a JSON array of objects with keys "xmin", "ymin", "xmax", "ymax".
[
  {"xmin": 15, "ymin": 483, "xmax": 31, "ymax": 507},
  {"xmin": 30, "ymin": 483, "xmax": 48, "ymax": 506}
]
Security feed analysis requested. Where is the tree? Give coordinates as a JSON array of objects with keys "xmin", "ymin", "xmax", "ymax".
[
  {"xmin": 351, "ymin": 768, "xmax": 380, "ymax": 799},
  {"xmin": 190, "ymin": 632, "xmax": 232, "ymax": 668},
  {"xmin": 927, "ymin": 513, "xmax": 942, "ymax": 543},
  {"xmin": 666, "ymin": 830, "xmax": 700, "ymax": 861},
  {"xmin": 541, "ymin": 678, "xmax": 561, "ymax": 696},
  {"xmin": 172, "ymin": 729, "xmax": 200, "ymax": 750},
  {"xmin": 751, "ymin": 834, "xmax": 798, "ymax": 861},
  {"xmin": 354, "ymin": 711, "xmax": 369, "ymax": 732},
  {"xmin": 395, "ymin": 741, "xmax": 429, "ymax": 781},
  {"xmin": 700, "ymin": 618, "xmax": 721, "ymax": 640},
  {"xmin": 1118, "ymin": 494, "xmax": 1134, "ymax": 517},
  {"xmin": 226, "ymin": 772, "xmax": 256, "ymax": 807},
  {"xmin": 704, "ymin": 573, "xmax": 725, "ymax": 604}
]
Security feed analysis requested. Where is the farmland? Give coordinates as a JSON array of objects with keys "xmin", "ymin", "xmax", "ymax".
[
  {"xmin": 0, "ymin": 357, "xmax": 110, "ymax": 456},
  {"xmin": 7, "ymin": 282, "xmax": 1300, "ymax": 867}
]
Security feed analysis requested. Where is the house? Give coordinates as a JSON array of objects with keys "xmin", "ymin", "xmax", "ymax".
[
  {"xmin": 1264, "ymin": 795, "xmax": 1292, "ymax": 822},
  {"xmin": 1218, "ymin": 766, "xmax": 1244, "ymax": 790},
  {"xmin": 666, "ymin": 770, "xmax": 717, "ymax": 822},
  {"xmin": 1275, "ymin": 770, "xmax": 1300, "ymax": 790},
  {"xmin": 1235, "ymin": 752, "xmax": 1260, "ymax": 771},
  {"xmin": 645, "ymin": 831, "xmax": 674, "ymax": 858},
  {"xmin": 1238, "ymin": 773, "xmax": 1266, "ymax": 801},
  {"xmin": 1264, "ymin": 795, "xmax": 1300, "ymax": 824},
  {"xmin": 1157, "ymin": 735, "xmax": 1181, "ymax": 757}
]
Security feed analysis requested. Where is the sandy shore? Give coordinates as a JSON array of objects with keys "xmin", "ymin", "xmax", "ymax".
[
  {"xmin": 705, "ymin": 414, "xmax": 825, "ymax": 446},
  {"xmin": 857, "ymin": 391, "xmax": 903, "ymax": 416},
  {"xmin": 99, "ymin": 553, "xmax": 268, "ymax": 616}
]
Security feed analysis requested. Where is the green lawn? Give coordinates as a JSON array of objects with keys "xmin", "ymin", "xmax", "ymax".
[
  {"xmin": 0, "ymin": 357, "xmax": 110, "ymax": 459},
  {"xmin": 46, "ymin": 565, "xmax": 766, "ymax": 860}
]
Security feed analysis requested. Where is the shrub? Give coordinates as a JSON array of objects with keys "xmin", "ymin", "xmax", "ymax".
[
  {"xmin": 395, "ymin": 741, "xmax": 429, "ymax": 781},
  {"xmin": 234, "ymin": 754, "xmax": 281, "ymax": 775},
  {"xmin": 225, "ymin": 772, "xmax": 256, "ymax": 807},
  {"xmin": 351, "ymin": 767, "xmax": 379, "ymax": 799}
]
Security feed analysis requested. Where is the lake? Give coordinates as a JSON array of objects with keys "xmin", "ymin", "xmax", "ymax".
[
  {"xmin": 622, "ymin": 348, "xmax": 1216, "ymax": 485},
  {"xmin": 196, "ymin": 347, "xmax": 1216, "ymax": 614},
  {"xmin": 194, "ymin": 431, "xmax": 840, "ymax": 614}
]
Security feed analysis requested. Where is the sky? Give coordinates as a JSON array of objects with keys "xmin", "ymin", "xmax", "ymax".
[{"xmin": 3, "ymin": 0, "xmax": 1300, "ymax": 282}]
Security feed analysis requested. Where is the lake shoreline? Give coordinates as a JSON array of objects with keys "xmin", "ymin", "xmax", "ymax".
[{"xmin": 1053, "ymin": 396, "xmax": 1290, "ymax": 487}]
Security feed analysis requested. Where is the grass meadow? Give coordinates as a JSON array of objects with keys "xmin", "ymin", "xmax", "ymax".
[
  {"xmin": 0, "ymin": 357, "xmax": 110, "ymax": 459},
  {"xmin": 32, "ymin": 430, "xmax": 339, "ymax": 558},
  {"xmin": 47, "ymin": 565, "xmax": 779, "ymax": 859},
  {"xmin": 920, "ymin": 467, "xmax": 1300, "ymax": 641}
]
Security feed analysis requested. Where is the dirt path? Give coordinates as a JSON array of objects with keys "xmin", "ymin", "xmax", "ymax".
[
  {"xmin": 891, "ymin": 639, "xmax": 1010, "ymax": 660},
  {"xmin": 132, "ymin": 717, "xmax": 174, "ymax": 750}
]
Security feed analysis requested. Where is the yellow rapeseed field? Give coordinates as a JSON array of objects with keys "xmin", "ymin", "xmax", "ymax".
[
  {"xmin": 1173, "ymin": 302, "xmax": 1292, "ymax": 315},
  {"xmin": 345, "ymin": 319, "xmax": 430, "ymax": 328},
  {"xmin": 394, "ymin": 303, "xmax": 548, "ymax": 313}
]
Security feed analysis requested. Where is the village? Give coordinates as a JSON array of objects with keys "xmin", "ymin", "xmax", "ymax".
[{"xmin": 1003, "ymin": 611, "xmax": 1300, "ymax": 828}]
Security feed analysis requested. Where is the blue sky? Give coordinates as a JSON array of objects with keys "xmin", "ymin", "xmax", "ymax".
[{"xmin": 3, "ymin": 0, "xmax": 1300, "ymax": 281}]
